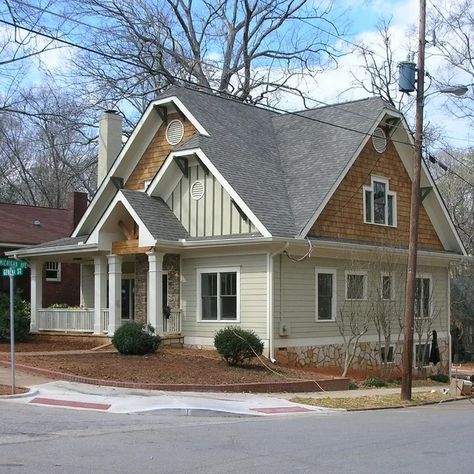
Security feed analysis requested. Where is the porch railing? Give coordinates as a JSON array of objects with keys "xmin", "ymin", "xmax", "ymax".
[
  {"xmin": 163, "ymin": 310, "xmax": 181, "ymax": 334},
  {"xmin": 101, "ymin": 309, "xmax": 109, "ymax": 333},
  {"xmin": 37, "ymin": 308, "xmax": 94, "ymax": 333}
]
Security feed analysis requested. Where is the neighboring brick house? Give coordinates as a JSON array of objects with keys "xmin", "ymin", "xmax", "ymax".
[
  {"xmin": 11, "ymin": 86, "xmax": 467, "ymax": 373},
  {"xmin": 0, "ymin": 192, "xmax": 87, "ymax": 306}
]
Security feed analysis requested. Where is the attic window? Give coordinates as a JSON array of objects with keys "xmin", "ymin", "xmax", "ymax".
[
  {"xmin": 166, "ymin": 119, "xmax": 184, "ymax": 145},
  {"xmin": 191, "ymin": 180, "xmax": 205, "ymax": 200},
  {"xmin": 372, "ymin": 127, "xmax": 387, "ymax": 153}
]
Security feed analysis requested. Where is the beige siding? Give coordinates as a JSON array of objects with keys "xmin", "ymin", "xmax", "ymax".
[
  {"xmin": 274, "ymin": 255, "xmax": 449, "ymax": 342},
  {"xmin": 166, "ymin": 164, "xmax": 257, "ymax": 237},
  {"xmin": 181, "ymin": 254, "xmax": 268, "ymax": 341}
]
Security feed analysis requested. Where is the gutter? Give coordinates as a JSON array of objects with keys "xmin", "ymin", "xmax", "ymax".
[{"xmin": 267, "ymin": 243, "xmax": 289, "ymax": 362}]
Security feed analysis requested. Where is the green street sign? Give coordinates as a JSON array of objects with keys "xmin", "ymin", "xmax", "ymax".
[
  {"xmin": 0, "ymin": 258, "xmax": 28, "ymax": 269},
  {"xmin": 2, "ymin": 267, "xmax": 24, "ymax": 277}
]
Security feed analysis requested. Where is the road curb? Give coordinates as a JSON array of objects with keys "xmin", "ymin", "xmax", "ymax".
[{"xmin": 0, "ymin": 388, "xmax": 39, "ymax": 400}]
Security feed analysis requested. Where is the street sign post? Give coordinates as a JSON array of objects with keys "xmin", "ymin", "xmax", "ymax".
[{"xmin": 0, "ymin": 258, "xmax": 28, "ymax": 395}]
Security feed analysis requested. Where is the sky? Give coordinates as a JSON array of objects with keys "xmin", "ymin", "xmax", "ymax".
[{"xmin": 0, "ymin": 0, "xmax": 472, "ymax": 149}]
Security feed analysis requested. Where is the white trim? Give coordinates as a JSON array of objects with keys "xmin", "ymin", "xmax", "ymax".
[
  {"xmin": 315, "ymin": 267, "xmax": 337, "ymax": 321},
  {"xmin": 380, "ymin": 271, "xmax": 395, "ymax": 301},
  {"xmin": 196, "ymin": 266, "xmax": 241, "ymax": 322},
  {"xmin": 414, "ymin": 342, "xmax": 432, "ymax": 368},
  {"xmin": 345, "ymin": 270, "xmax": 368, "ymax": 300},
  {"xmin": 380, "ymin": 345, "xmax": 395, "ymax": 363},
  {"xmin": 363, "ymin": 176, "xmax": 397, "ymax": 227},
  {"xmin": 299, "ymin": 108, "xmax": 401, "ymax": 237}
]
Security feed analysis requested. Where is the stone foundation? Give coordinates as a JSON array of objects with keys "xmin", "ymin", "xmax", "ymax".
[{"xmin": 275, "ymin": 338, "xmax": 449, "ymax": 375}]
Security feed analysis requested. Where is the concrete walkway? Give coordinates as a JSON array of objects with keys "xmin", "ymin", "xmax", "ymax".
[{"xmin": 0, "ymin": 365, "xmax": 453, "ymax": 417}]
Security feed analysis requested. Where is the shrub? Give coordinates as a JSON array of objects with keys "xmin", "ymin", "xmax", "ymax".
[
  {"xmin": 0, "ymin": 292, "xmax": 30, "ymax": 342},
  {"xmin": 429, "ymin": 374, "xmax": 450, "ymax": 383},
  {"xmin": 112, "ymin": 322, "xmax": 161, "ymax": 355},
  {"xmin": 214, "ymin": 326, "xmax": 264, "ymax": 366},
  {"xmin": 363, "ymin": 376, "xmax": 386, "ymax": 388}
]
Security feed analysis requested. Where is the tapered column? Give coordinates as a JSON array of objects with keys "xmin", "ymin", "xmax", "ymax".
[
  {"xmin": 93, "ymin": 256, "xmax": 108, "ymax": 334},
  {"xmin": 147, "ymin": 252, "xmax": 164, "ymax": 334},
  {"xmin": 30, "ymin": 260, "xmax": 43, "ymax": 333},
  {"xmin": 107, "ymin": 254, "xmax": 122, "ymax": 335}
]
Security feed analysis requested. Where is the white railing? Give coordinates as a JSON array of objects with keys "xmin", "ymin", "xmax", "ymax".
[
  {"xmin": 37, "ymin": 308, "xmax": 94, "ymax": 333},
  {"xmin": 163, "ymin": 310, "xmax": 181, "ymax": 334}
]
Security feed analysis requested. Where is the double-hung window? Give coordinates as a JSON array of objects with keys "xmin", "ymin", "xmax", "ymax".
[
  {"xmin": 415, "ymin": 275, "xmax": 431, "ymax": 319},
  {"xmin": 380, "ymin": 272, "xmax": 394, "ymax": 300},
  {"xmin": 45, "ymin": 261, "xmax": 61, "ymax": 282},
  {"xmin": 198, "ymin": 267, "xmax": 240, "ymax": 321},
  {"xmin": 363, "ymin": 177, "xmax": 396, "ymax": 226},
  {"xmin": 315, "ymin": 269, "xmax": 336, "ymax": 321},
  {"xmin": 345, "ymin": 271, "xmax": 367, "ymax": 300}
]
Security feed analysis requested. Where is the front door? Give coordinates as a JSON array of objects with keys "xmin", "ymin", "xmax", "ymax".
[{"xmin": 121, "ymin": 278, "xmax": 135, "ymax": 320}]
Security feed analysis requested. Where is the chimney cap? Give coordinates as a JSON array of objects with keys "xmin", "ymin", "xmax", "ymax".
[{"xmin": 104, "ymin": 109, "xmax": 118, "ymax": 115}]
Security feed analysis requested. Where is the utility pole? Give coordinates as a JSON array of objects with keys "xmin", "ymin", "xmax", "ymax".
[{"xmin": 401, "ymin": 0, "xmax": 426, "ymax": 401}]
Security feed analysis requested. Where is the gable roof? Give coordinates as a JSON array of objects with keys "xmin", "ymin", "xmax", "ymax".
[
  {"xmin": 0, "ymin": 202, "xmax": 73, "ymax": 246},
  {"xmin": 120, "ymin": 190, "xmax": 189, "ymax": 241}
]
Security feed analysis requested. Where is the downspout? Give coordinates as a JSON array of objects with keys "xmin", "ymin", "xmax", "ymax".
[{"xmin": 267, "ymin": 243, "xmax": 289, "ymax": 362}]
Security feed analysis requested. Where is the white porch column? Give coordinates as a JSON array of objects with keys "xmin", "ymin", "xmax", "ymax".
[
  {"xmin": 147, "ymin": 252, "xmax": 164, "ymax": 334},
  {"xmin": 93, "ymin": 256, "xmax": 108, "ymax": 334},
  {"xmin": 81, "ymin": 264, "xmax": 95, "ymax": 308},
  {"xmin": 107, "ymin": 254, "xmax": 122, "ymax": 335},
  {"xmin": 30, "ymin": 260, "xmax": 43, "ymax": 333}
]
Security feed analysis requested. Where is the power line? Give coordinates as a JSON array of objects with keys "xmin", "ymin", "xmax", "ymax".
[{"xmin": 428, "ymin": 154, "xmax": 474, "ymax": 187}]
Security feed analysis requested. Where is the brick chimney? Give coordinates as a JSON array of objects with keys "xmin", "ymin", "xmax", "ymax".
[
  {"xmin": 67, "ymin": 192, "xmax": 88, "ymax": 231},
  {"xmin": 98, "ymin": 110, "xmax": 122, "ymax": 186}
]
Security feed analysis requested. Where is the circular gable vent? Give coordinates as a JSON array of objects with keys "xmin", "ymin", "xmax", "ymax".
[
  {"xmin": 191, "ymin": 180, "xmax": 205, "ymax": 200},
  {"xmin": 166, "ymin": 119, "xmax": 184, "ymax": 145},
  {"xmin": 372, "ymin": 127, "xmax": 387, "ymax": 153}
]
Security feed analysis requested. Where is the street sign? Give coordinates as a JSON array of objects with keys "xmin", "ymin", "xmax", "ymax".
[
  {"xmin": 0, "ymin": 258, "xmax": 28, "ymax": 269},
  {"xmin": 2, "ymin": 267, "xmax": 24, "ymax": 277}
]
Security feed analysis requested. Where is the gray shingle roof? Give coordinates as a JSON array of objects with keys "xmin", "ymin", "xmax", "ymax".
[
  {"xmin": 120, "ymin": 190, "xmax": 189, "ymax": 241},
  {"xmin": 158, "ymin": 86, "xmax": 395, "ymax": 237}
]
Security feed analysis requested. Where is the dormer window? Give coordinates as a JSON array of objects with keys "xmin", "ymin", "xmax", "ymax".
[{"xmin": 363, "ymin": 176, "xmax": 397, "ymax": 227}]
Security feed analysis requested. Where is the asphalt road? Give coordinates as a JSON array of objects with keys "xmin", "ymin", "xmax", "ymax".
[{"xmin": 0, "ymin": 399, "xmax": 472, "ymax": 473}]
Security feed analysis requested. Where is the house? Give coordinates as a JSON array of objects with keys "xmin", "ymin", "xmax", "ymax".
[
  {"xmin": 9, "ymin": 86, "xmax": 466, "ymax": 372},
  {"xmin": 0, "ymin": 193, "xmax": 87, "ymax": 307}
]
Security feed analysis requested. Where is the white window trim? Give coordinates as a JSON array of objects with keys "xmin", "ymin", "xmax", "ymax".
[
  {"xmin": 196, "ymin": 266, "xmax": 240, "ymax": 322},
  {"xmin": 45, "ymin": 261, "xmax": 61, "ymax": 282},
  {"xmin": 363, "ymin": 176, "xmax": 397, "ymax": 227},
  {"xmin": 315, "ymin": 268, "xmax": 337, "ymax": 322},
  {"xmin": 380, "ymin": 345, "xmax": 395, "ymax": 363},
  {"xmin": 345, "ymin": 270, "xmax": 368, "ymax": 301},
  {"xmin": 380, "ymin": 271, "xmax": 395, "ymax": 301},
  {"xmin": 414, "ymin": 342, "xmax": 432, "ymax": 367},
  {"xmin": 414, "ymin": 273, "xmax": 433, "ymax": 319}
]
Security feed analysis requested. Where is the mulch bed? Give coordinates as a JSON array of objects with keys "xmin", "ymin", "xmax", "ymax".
[
  {"xmin": 0, "ymin": 384, "xmax": 29, "ymax": 396},
  {"xmin": 11, "ymin": 347, "xmax": 332, "ymax": 386},
  {"xmin": 0, "ymin": 339, "xmax": 100, "ymax": 353}
]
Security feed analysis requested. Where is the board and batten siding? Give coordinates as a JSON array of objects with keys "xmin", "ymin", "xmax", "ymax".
[
  {"xmin": 273, "ymin": 256, "xmax": 449, "ymax": 344},
  {"xmin": 166, "ymin": 164, "xmax": 257, "ymax": 237},
  {"xmin": 181, "ymin": 254, "xmax": 268, "ymax": 343}
]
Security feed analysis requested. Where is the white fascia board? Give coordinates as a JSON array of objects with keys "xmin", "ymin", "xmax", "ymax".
[
  {"xmin": 73, "ymin": 95, "xmax": 208, "ymax": 238},
  {"xmin": 147, "ymin": 148, "xmax": 272, "ymax": 238},
  {"xmin": 299, "ymin": 109, "xmax": 394, "ymax": 238},
  {"xmin": 87, "ymin": 191, "xmax": 156, "ymax": 247},
  {"xmin": 6, "ymin": 244, "xmax": 97, "ymax": 258}
]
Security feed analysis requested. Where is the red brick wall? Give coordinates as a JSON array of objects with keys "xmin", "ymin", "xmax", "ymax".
[{"xmin": 43, "ymin": 262, "xmax": 81, "ymax": 307}]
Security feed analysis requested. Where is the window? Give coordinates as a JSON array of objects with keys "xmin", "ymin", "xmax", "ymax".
[
  {"xmin": 197, "ymin": 268, "xmax": 239, "ymax": 321},
  {"xmin": 415, "ymin": 343, "xmax": 431, "ymax": 367},
  {"xmin": 415, "ymin": 276, "xmax": 431, "ymax": 318},
  {"xmin": 380, "ymin": 346, "xmax": 394, "ymax": 363},
  {"xmin": 45, "ymin": 261, "xmax": 61, "ymax": 282},
  {"xmin": 381, "ymin": 272, "xmax": 394, "ymax": 300},
  {"xmin": 363, "ymin": 177, "xmax": 397, "ymax": 226},
  {"xmin": 315, "ymin": 269, "xmax": 336, "ymax": 321},
  {"xmin": 345, "ymin": 271, "xmax": 367, "ymax": 300}
]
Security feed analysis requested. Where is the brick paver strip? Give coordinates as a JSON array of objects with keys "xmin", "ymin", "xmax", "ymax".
[
  {"xmin": 252, "ymin": 406, "xmax": 314, "ymax": 414},
  {"xmin": 30, "ymin": 397, "xmax": 111, "ymax": 410},
  {"xmin": 0, "ymin": 360, "xmax": 349, "ymax": 393}
]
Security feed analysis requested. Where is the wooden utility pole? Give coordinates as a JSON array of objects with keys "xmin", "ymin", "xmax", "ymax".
[{"xmin": 401, "ymin": 0, "xmax": 426, "ymax": 401}]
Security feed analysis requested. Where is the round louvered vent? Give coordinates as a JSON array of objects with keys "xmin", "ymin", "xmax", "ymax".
[
  {"xmin": 191, "ymin": 180, "xmax": 204, "ymax": 200},
  {"xmin": 372, "ymin": 127, "xmax": 387, "ymax": 153},
  {"xmin": 166, "ymin": 119, "xmax": 184, "ymax": 145}
]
